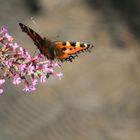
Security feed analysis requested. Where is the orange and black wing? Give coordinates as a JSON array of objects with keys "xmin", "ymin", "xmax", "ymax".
[
  {"xmin": 54, "ymin": 41, "xmax": 94, "ymax": 62},
  {"xmin": 19, "ymin": 23, "xmax": 44, "ymax": 48}
]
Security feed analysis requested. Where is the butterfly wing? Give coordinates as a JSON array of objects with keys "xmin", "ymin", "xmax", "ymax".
[
  {"xmin": 19, "ymin": 23, "xmax": 44, "ymax": 47},
  {"xmin": 19, "ymin": 23, "xmax": 54, "ymax": 59},
  {"xmin": 54, "ymin": 41, "xmax": 94, "ymax": 62}
]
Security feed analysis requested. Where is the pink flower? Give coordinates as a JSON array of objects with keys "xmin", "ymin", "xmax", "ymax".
[
  {"xmin": 40, "ymin": 75, "xmax": 47, "ymax": 83},
  {"xmin": 0, "ymin": 79, "xmax": 5, "ymax": 94},
  {"xmin": 0, "ymin": 89, "xmax": 3, "ymax": 94},
  {"xmin": 0, "ymin": 26, "xmax": 62, "ymax": 93},
  {"xmin": 13, "ymin": 76, "xmax": 21, "ymax": 85},
  {"xmin": 28, "ymin": 64, "xmax": 35, "ymax": 74},
  {"xmin": 13, "ymin": 43, "xmax": 19, "ymax": 50},
  {"xmin": 0, "ymin": 79, "xmax": 5, "ymax": 85},
  {"xmin": 56, "ymin": 72, "xmax": 63, "ymax": 80},
  {"xmin": 5, "ymin": 33, "xmax": 13, "ymax": 42}
]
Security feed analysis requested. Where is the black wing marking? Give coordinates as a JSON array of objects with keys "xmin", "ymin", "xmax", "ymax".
[{"xmin": 19, "ymin": 23, "xmax": 44, "ymax": 47}]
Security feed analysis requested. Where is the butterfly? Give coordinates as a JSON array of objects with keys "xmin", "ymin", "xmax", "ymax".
[{"xmin": 19, "ymin": 23, "xmax": 94, "ymax": 62}]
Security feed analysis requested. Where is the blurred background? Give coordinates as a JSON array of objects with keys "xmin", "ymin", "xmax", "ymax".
[{"xmin": 0, "ymin": 0, "xmax": 140, "ymax": 140}]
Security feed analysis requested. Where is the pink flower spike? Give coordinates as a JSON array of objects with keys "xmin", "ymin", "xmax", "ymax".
[{"xmin": 0, "ymin": 25, "xmax": 63, "ymax": 93}]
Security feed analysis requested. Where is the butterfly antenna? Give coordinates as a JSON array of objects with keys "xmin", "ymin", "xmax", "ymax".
[
  {"xmin": 30, "ymin": 17, "xmax": 41, "ymax": 32},
  {"xmin": 52, "ymin": 35, "xmax": 60, "ymax": 40},
  {"xmin": 30, "ymin": 17, "xmax": 37, "ymax": 26}
]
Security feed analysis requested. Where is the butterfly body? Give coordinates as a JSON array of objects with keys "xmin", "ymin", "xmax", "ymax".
[
  {"xmin": 19, "ymin": 23, "xmax": 94, "ymax": 62},
  {"xmin": 40, "ymin": 38, "xmax": 56, "ymax": 60}
]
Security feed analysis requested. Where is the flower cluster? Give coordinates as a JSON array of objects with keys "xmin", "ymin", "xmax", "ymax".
[{"xmin": 0, "ymin": 26, "xmax": 62, "ymax": 94}]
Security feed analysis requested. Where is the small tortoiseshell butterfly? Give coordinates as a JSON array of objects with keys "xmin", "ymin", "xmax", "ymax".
[{"xmin": 19, "ymin": 23, "xmax": 94, "ymax": 62}]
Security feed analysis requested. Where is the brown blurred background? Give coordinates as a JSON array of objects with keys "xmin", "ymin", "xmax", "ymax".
[{"xmin": 0, "ymin": 0, "xmax": 140, "ymax": 140}]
